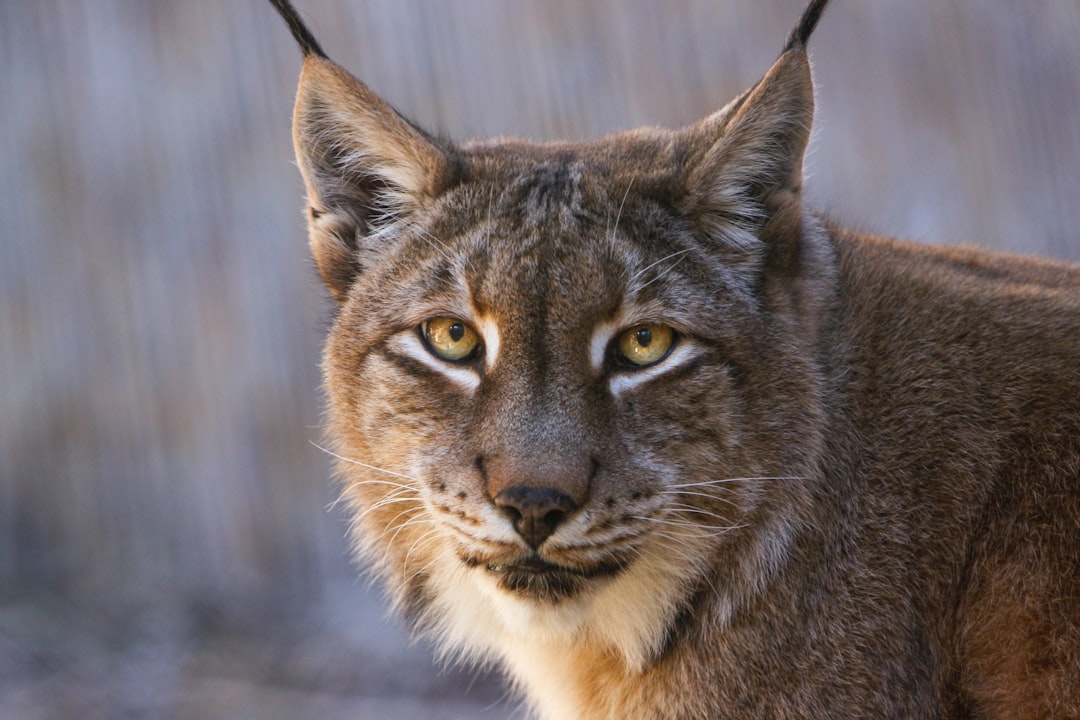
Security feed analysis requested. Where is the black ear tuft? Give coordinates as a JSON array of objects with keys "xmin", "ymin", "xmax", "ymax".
[
  {"xmin": 269, "ymin": 0, "xmax": 328, "ymax": 59},
  {"xmin": 783, "ymin": 0, "xmax": 830, "ymax": 53}
]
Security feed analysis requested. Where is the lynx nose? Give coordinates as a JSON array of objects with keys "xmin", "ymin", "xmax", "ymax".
[{"xmin": 494, "ymin": 486, "xmax": 578, "ymax": 550}]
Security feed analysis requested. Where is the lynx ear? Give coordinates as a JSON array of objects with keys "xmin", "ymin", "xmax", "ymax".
[
  {"xmin": 291, "ymin": 56, "xmax": 455, "ymax": 301},
  {"xmin": 681, "ymin": 0, "xmax": 827, "ymax": 259},
  {"xmin": 681, "ymin": 48, "xmax": 814, "ymax": 256}
]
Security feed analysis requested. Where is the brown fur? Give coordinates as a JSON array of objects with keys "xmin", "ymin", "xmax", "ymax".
[{"xmin": 269, "ymin": 1, "xmax": 1080, "ymax": 717}]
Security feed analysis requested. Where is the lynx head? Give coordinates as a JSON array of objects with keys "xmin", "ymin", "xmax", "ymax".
[{"xmin": 273, "ymin": 0, "xmax": 832, "ymax": 672}]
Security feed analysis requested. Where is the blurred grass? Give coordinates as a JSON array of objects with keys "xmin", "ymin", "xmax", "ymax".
[{"xmin": 1, "ymin": 1, "xmax": 1078, "ymax": 717}]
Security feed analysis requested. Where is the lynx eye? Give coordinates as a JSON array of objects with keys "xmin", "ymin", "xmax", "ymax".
[
  {"xmin": 615, "ymin": 324, "xmax": 676, "ymax": 368},
  {"xmin": 421, "ymin": 317, "xmax": 482, "ymax": 363}
]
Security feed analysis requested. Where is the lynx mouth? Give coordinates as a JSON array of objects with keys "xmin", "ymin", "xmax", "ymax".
[{"xmin": 476, "ymin": 555, "xmax": 627, "ymax": 603}]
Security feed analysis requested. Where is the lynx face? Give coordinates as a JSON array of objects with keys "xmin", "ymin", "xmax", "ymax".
[
  {"xmin": 268, "ymin": 0, "xmax": 832, "ymax": 672},
  {"xmin": 322, "ymin": 137, "xmax": 825, "ymax": 663}
]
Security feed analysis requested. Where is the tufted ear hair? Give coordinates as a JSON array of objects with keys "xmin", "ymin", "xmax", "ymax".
[
  {"xmin": 270, "ymin": 0, "xmax": 456, "ymax": 301},
  {"xmin": 290, "ymin": 56, "xmax": 456, "ymax": 302},
  {"xmin": 680, "ymin": 50, "xmax": 813, "ymax": 248},
  {"xmin": 677, "ymin": 0, "xmax": 827, "ymax": 265}
]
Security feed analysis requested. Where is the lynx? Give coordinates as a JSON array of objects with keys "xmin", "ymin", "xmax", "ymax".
[{"xmin": 268, "ymin": 1, "xmax": 1080, "ymax": 717}]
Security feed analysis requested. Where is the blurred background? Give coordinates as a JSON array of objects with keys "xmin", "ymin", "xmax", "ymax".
[{"xmin": 2, "ymin": 1, "xmax": 1078, "ymax": 718}]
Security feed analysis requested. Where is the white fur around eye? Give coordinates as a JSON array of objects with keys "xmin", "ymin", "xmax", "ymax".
[
  {"xmin": 391, "ymin": 332, "xmax": 480, "ymax": 391},
  {"xmin": 474, "ymin": 315, "xmax": 501, "ymax": 372},
  {"xmin": 590, "ymin": 321, "xmax": 618, "ymax": 372},
  {"xmin": 608, "ymin": 341, "xmax": 699, "ymax": 396}
]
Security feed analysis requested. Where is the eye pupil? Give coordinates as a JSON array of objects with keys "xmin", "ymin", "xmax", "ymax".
[
  {"xmin": 615, "ymin": 323, "xmax": 675, "ymax": 369},
  {"xmin": 422, "ymin": 317, "xmax": 482, "ymax": 363}
]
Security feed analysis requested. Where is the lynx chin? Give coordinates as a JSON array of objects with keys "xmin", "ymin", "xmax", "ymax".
[{"xmin": 268, "ymin": 1, "xmax": 1080, "ymax": 717}]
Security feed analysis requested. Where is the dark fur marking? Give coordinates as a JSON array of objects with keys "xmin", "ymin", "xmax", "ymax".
[
  {"xmin": 488, "ymin": 556, "xmax": 628, "ymax": 603},
  {"xmin": 783, "ymin": 0, "xmax": 830, "ymax": 53},
  {"xmin": 268, "ymin": 0, "xmax": 328, "ymax": 59}
]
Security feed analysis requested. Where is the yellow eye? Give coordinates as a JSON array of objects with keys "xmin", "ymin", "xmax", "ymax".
[
  {"xmin": 616, "ymin": 324, "xmax": 675, "ymax": 367},
  {"xmin": 422, "ymin": 317, "xmax": 482, "ymax": 362}
]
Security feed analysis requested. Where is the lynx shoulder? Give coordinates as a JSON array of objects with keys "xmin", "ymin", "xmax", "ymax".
[{"xmin": 269, "ymin": 1, "xmax": 1080, "ymax": 717}]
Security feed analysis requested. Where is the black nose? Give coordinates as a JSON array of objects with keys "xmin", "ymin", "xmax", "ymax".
[{"xmin": 493, "ymin": 486, "xmax": 578, "ymax": 550}]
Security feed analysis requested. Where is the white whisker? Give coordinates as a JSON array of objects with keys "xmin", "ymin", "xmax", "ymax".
[
  {"xmin": 631, "ymin": 247, "xmax": 692, "ymax": 283},
  {"xmin": 356, "ymin": 494, "xmax": 423, "ymax": 522},
  {"xmin": 374, "ymin": 511, "xmax": 430, "ymax": 542},
  {"xmin": 658, "ymin": 489, "xmax": 742, "ymax": 508},
  {"xmin": 376, "ymin": 514, "xmax": 437, "ymax": 570},
  {"xmin": 610, "ymin": 177, "xmax": 635, "ymax": 252},
  {"xmin": 664, "ymin": 503, "xmax": 737, "ymax": 524},
  {"xmin": 666, "ymin": 476, "xmax": 805, "ymax": 490},
  {"xmin": 309, "ymin": 441, "xmax": 419, "ymax": 482},
  {"xmin": 347, "ymin": 478, "xmax": 418, "ymax": 492},
  {"xmin": 402, "ymin": 527, "xmax": 445, "ymax": 578},
  {"xmin": 633, "ymin": 516, "xmax": 746, "ymax": 538}
]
